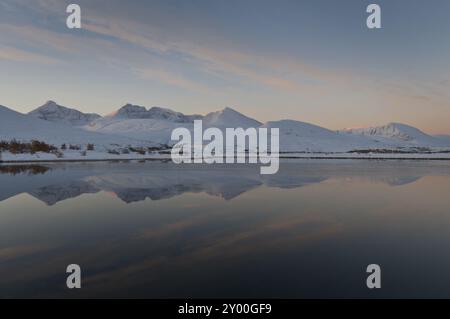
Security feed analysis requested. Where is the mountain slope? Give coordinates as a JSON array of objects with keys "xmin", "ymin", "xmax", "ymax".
[
  {"xmin": 262, "ymin": 120, "xmax": 380, "ymax": 152},
  {"xmin": 29, "ymin": 101, "xmax": 101, "ymax": 126},
  {"xmin": 341, "ymin": 123, "xmax": 447, "ymax": 148},
  {"xmin": 86, "ymin": 118, "xmax": 184, "ymax": 145},
  {"xmin": 435, "ymin": 135, "xmax": 450, "ymax": 146}
]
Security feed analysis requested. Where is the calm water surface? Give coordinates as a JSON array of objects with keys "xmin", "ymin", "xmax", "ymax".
[{"xmin": 1, "ymin": 160, "xmax": 450, "ymax": 298}]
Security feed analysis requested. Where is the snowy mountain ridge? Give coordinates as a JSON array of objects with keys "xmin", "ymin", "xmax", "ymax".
[
  {"xmin": 107, "ymin": 103, "xmax": 202, "ymax": 123},
  {"xmin": 28, "ymin": 101, "xmax": 101, "ymax": 126}
]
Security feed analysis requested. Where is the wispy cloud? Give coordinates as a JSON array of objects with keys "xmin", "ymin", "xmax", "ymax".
[
  {"xmin": 79, "ymin": 16, "xmax": 351, "ymax": 93},
  {"xmin": 136, "ymin": 67, "xmax": 210, "ymax": 93},
  {"xmin": 0, "ymin": 0, "xmax": 363, "ymax": 95},
  {"xmin": 0, "ymin": 46, "xmax": 61, "ymax": 64}
]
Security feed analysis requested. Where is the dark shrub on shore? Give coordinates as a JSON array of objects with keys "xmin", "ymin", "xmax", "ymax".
[
  {"xmin": 129, "ymin": 147, "xmax": 146, "ymax": 155},
  {"xmin": 31, "ymin": 140, "xmax": 57, "ymax": 153},
  {"xmin": 69, "ymin": 144, "xmax": 81, "ymax": 151},
  {"xmin": 0, "ymin": 139, "xmax": 57, "ymax": 154}
]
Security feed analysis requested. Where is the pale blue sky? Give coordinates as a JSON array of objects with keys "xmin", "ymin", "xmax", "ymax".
[{"xmin": 1, "ymin": 0, "xmax": 449, "ymax": 133}]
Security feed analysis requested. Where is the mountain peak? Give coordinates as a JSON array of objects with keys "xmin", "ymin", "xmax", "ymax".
[
  {"xmin": 203, "ymin": 107, "xmax": 261, "ymax": 128},
  {"xmin": 110, "ymin": 104, "xmax": 201, "ymax": 123},
  {"xmin": 107, "ymin": 104, "xmax": 148, "ymax": 119},
  {"xmin": 29, "ymin": 101, "xmax": 101, "ymax": 126},
  {"xmin": 44, "ymin": 100, "xmax": 58, "ymax": 106},
  {"xmin": 223, "ymin": 106, "xmax": 237, "ymax": 112},
  {"xmin": 220, "ymin": 107, "xmax": 244, "ymax": 115}
]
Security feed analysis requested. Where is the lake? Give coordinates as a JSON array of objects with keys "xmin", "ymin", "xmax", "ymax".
[{"xmin": 1, "ymin": 159, "xmax": 450, "ymax": 298}]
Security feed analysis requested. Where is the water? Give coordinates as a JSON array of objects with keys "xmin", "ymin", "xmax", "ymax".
[{"xmin": 1, "ymin": 160, "xmax": 450, "ymax": 298}]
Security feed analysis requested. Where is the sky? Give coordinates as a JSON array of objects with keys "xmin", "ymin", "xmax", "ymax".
[{"xmin": 0, "ymin": 0, "xmax": 450, "ymax": 134}]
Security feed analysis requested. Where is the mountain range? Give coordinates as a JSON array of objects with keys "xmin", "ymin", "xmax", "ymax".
[{"xmin": 1, "ymin": 100, "xmax": 449, "ymax": 158}]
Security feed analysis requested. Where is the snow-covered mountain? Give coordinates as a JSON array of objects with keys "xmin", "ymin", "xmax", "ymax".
[
  {"xmin": 85, "ymin": 106, "xmax": 262, "ymax": 145},
  {"xmin": 262, "ymin": 120, "xmax": 381, "ymax": 152},
  {"xmin": 0, "ymin": 104, "xmax": 150, "ymax": 150},
  {"xmin": 340, "ymin": 123, "xmax": 448, "ymax": 148},
  {"xmin": 28, "ymin": 101, "xmax": 101, "ymax": 126}
]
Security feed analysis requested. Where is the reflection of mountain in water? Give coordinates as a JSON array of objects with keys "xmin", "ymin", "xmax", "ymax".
[
  {"xmin": 1, "ymin": 160, "xmax": 450, "ymax": 206},
  {"xmin": 262, "ymin": 175, "xmax": 328, "ymax": 189},
  {"xmin": 28, "ymin": 181, "xmax": 99, "ymax": 206},
  {"xmin": 87, "ymin": 171, "xmax": 263, "ymax": 203}
]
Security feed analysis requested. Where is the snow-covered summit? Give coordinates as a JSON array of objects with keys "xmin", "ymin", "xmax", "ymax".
[
  {"xmin": 109, "ymin": 104, "xmax": 202, "ymax": 123},
  {"xmin": 203, "ymin": 107, "xmax": 262, "ymax": 128},
  {"xmin": 28, "ymin": 100, "xmax": 101, "ymax": 126},
  {"xmin": 109, "ymin": 104, "xmax": 148, "ymax": 119}
]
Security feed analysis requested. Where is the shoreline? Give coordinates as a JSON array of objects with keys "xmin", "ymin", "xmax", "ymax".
[{"xmin": 2, "ymin": 155, "xmax": 450, "ymax": 164}]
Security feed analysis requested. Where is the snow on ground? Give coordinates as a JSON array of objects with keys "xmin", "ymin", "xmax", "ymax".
[
  {"xmin": 0, "ymin": 150, "xmax": 168, "ymax": 162},
  {"xmin": 84, "ymin": 117, "xmax": 183, "ymax": 146}
]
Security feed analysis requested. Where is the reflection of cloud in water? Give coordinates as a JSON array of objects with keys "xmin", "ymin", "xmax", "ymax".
[{"xmin": 0, "ymin": 196, "xmax": 343, "ymax": 298}]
